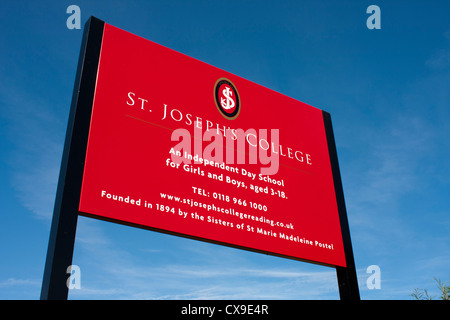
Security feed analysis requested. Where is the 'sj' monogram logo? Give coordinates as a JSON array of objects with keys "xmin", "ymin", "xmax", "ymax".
[
  {"xmin": 214, "ymin": 78, "xmax": 240, "ymax": 120},
  {"xmin": 220, "ymin": 86, "xmax": 235, "ymax": 110}
]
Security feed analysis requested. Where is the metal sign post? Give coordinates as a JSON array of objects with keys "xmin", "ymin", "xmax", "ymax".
[
  {"xmin": 323, "ymin": 111, "xmax": 360, "ymax": 300},
  {"xmin": 40, "ymin": 17, "xmax": 104, "ymax": 300}
]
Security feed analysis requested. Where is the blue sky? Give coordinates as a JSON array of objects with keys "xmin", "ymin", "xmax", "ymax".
[{"xmin": 1, "ymin": 0, "xmax": 449, "ymax": 300}]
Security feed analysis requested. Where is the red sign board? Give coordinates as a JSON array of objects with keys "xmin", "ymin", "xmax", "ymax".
[{"xmin": 78, "ymin": 23, "xmax": 346, "ymax": 267}]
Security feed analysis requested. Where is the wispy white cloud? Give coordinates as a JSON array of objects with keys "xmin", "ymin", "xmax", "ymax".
[
  {"xmin": 0, "ymin": 82, "xmax": 65, "ymax": 221},
  {"xmin": 426, "ymin": 31, "xmax": 450, "ymax": 70},
  {"xmin": 70, "ymin": 218, "xmax": 341, "ymax": 300},
  {"xmin": 360, "ymin": 117, "xmax": 433, "ymax": 205},
  {"xmin": 0, "ymin": 278, "xmax": 40, "ymax": 288},
  {"xmin": 346, "ymin": 114, "xmax": 436, "ymax": 257},
  {"xmin": 342, "ymin": 31, "xmax": 450, "ymax": 301},
  {"xmin": 70, "ymin": 263, "xmax": 340, "ymax": 300},
  {"xmin": 414, "ymin": 255, "xmax": 450, "ymax": 274},
  {"xmin": 347, "ymin": 30, "xmax": 450, "ymax": 221},
  {"xmin": 0, "ymin": 277, "xmax": 41, "ymax": 299}
]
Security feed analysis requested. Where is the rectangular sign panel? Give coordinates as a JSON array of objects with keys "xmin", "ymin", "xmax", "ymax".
[{"xmin": 78, "ymin": 23, "xmax": 346, "ymax": 267}]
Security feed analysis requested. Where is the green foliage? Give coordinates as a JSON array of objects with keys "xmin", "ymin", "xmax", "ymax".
[{"xmin": 411, "ymin": 276, "xmax": 449, "ymax": 300}]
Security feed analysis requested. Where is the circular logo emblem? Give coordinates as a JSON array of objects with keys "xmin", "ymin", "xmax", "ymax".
[{"xmin": 214, "ymin": 78, "xmax": 240, "ymax": 119}]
